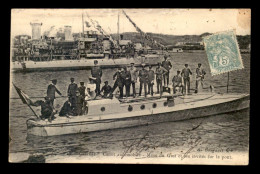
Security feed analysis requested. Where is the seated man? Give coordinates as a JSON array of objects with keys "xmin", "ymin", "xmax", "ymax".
[
  {"xmin": 30, "ymin": 96, "xmax": 57, "ymax": 122},
  {"xmin": 59, "ymin": 98, "xmax": 72, "ymax": 117},
  {"xmin": 172, "ymin": 70, "xmax": 183, "ymax": 94},
  {"xmin": 85, "ymin": 77, "xmax": 97, "ymax": 100},
  {"xmin": 101, "ymin": 81, "xmax": 112, "ymax": 98}
]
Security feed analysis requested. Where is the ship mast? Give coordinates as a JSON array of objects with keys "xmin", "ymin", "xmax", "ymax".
[
  {"xmin": 117, "ymin": 11, "xmax": 120, "ymax": 44},
  {"xmin": 82, "ymin": 13, "xmax": 85, "ymax": 37}
]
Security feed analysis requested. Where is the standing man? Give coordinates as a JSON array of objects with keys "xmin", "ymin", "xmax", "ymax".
[
  {"xmin": 72, "ymin": 90, "xmax": 84, "ymax": 116},
  {"xmin": 182, "ymin": 64, "xmax": 192, "ymax": 94},
  {"xmin": 161, "ymin": 55, "xmax": 172, "ymax": 87},
  {"xmin": 155, "ymin": 63, "xmax": 167, "ymax": 97},
  {"xmin": 78, "ymin": 82, "xmax": 86, "ymax": 98},
  {"xmin": 122, "ymin": 66, "xmax": 131, "ymax": 97},
  {"xmin": 91, "ymin": 60, "xmax": 102, "ymax": 96},
  {"xmin": 129, "ymin": 63, "xmax": 138, "ymax": 98},
  {"xmin": 78, "ymin": 81, "xmax": 86, "ymax": 112},
  {"xmin": 172, "ymin": 70, "xmax": 183, "ymax": 94},
  {"xmin": 110, "ymin": 67, "xmax": 124, "ymax": 98},
  {"xmin": 195, "ymin": 63, "xmax": 206, "ymax": 93},
  {"xmin": 147, "ymin": 65, "xmax": 155, "ymax": 96},
  {"xmin": 139, "ymin": 63, "xmax": 148, "ymax": 97},
  {"xmin": 67, "ymin": 78, "xmax": 78, "ymax": 110},
  {"xmin": 47, "ymin": 79, "xmax": 62, "ymax": 107}
]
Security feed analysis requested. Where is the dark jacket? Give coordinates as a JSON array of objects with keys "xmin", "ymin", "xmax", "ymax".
[
  {"xmin": 91, "ymin": 66, "xmax": 102, "ymax": 81},
  {"xmin": 139, "ymin": 69, "xmax": 148, "ymax": 83},
  {"xmin": 162, "ymin": 60, "xmax": 172, "ymax": 71},
  {"xmin": 101, "ymin": 85, "xmax": 112, "ymax": 95},
  {"xmin": 59, "ymin": 101, "xmax": 72, "ymax": 116},
  {"xmin": 147, "ymin": 70, "xmax": 155, "ymax": 82},
  {"xmin": 47, "ymin": 84, "xmax": 61, "ymax": 100},
  {"xmin": 68, "ymin": 83, "xmax": 78, "ymax": 97},
  {"xmin": 31, "ymin": 100, "xmax": 54, "ymax": 117},
  {"xmin": 122, "ymin": 70, "xmax": 131, "ymax": 85},
  {"xmin": 113, "ymin": 71, "xmax": 124, "ymax": 87},
  {"xmin": 78, "ymin": 86, "xmax": 86, "ymax": 98}
]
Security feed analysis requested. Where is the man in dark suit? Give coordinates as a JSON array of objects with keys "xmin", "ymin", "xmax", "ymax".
[
  {"xmin": 67, "ymin": 78, "xmax": 78, "ymax": 109},
  {"xmin": 122, "ymin": 66, "xmax": 131, "ymax": 97},
  {"xmin": 47, "ymin": 79, "xmax": 62, "ymax": 106},
  {"xmin": 139, "ymin": 63, "xmax": 148, "ymax": 97},
  {"xmin": 110, "ymin": 67, "xmax": 124, "ymax": 98},
  {"xmin": 161, "ymin": 55, "xmax": 172, "ymax": 87},
  {"xmin": 147, "ymin": 65, "xmax": 155, "ymax": 96},
  {"xmin": 78, "ymin": 82, "xmax": 86, "ymax": 98}
]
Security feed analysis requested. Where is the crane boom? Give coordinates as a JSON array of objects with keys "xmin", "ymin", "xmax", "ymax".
[{"xmin": 122, "ymin": 10, "xmax": 166, "ymax": 50}]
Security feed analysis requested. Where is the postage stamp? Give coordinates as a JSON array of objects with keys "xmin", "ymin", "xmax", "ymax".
[{"xmin": 203, "ymin": 30, "xmax": 244, "ymax": 76}]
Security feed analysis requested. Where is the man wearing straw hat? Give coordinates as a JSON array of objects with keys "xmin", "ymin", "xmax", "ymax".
[{"xmin": 195, "ymin": 63, "xmax": 206, "ymax": 93}]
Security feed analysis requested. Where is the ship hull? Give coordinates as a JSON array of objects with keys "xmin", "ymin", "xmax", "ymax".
[
  {"xmin": 26, "ymin": 93, "xmax": 250, "ymax": 137},
  {"xmin": 11, "ymin": 56, "xmax": 160, "ymax": 72}
]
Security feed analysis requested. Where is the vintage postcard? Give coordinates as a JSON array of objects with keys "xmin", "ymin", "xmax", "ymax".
[{"xmin": 9, "ymin": 9, "xmax": 250, "ymax": 164}]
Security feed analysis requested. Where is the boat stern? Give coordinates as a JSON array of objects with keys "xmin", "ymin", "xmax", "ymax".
[{"xmin": 26, "ymin": 119, "xmax": 48, "ymax": 136}]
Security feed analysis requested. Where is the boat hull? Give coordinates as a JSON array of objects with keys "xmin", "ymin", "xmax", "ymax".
[{"xmin": 27, "ymin": 93, "xmax": 249, "ymax": 136}]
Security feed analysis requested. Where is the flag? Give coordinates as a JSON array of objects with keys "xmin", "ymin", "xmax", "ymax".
[
  {"xmin": 12, "ymin": 83, "xmax": 33, "ymax": 105},
  {"xmin": 85, "ymin": 21, "xmax": 91, "ymax": 28}
]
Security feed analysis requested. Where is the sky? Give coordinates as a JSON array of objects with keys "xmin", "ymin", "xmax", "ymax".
[{"xmin": 11, "ymin": 9, "xmax": 251, "ymax": 37}]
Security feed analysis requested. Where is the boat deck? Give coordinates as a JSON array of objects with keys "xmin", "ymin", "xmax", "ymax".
[{"xmin": 30, "ymin": 92, "xmax": 249, "ymax": 126}]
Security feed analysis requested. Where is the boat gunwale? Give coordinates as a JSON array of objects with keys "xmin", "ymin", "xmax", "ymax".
[{"xmin": 27, "ymin": 93, "xmax": 250, "ymax": 128}]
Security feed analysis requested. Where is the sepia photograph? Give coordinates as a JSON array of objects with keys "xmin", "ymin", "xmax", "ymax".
[{"xmin": 9, "ymin": 8, "xmax": 250, "ymax": 164}]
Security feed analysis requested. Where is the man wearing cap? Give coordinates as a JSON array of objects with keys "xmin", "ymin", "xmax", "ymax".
[
  {"xmin": 78, "ymin": 82, "xmax": 86, "ymax": 98},
  {"xmin": 47, "ymin": 79, "xmax": 62, "ymax": 106},
  {"xmin": 30, "ymin": 96, "xmax": 57, "ymax": 122},
  {"xmin": 172, "ymin": 70, "xmax": 183, "ymax": 94},
  {"xmin": 122, "ymin": 66, "xmax": 131, "ymax": 97},
  {"xmin": 181, "ymin": 64, "xmax": 192, "ymax": 94},
  {"xmin": 91, "ymin": 60, "xmax": 102, "ymax": 96},
  {"xmin": 110, "ymin": 67, "xmax": 124, "ymax": 98},
  {"xmin": 129, "ymin": 63, "xmax": 138, "ymax": 98},
  {"xmin": 155, "ymin": 63, "xmax": 167, "ymax": 97},
  {"xmin": 71, "ymin": 90, "xmax": 84, "ymax": 116},
  {"xmin": 147, "ymin": 65, "xmax": 155, "ymax": 96},
  {"xmin": 101, "ymin": 81, "xmax": 112, "ymax": 98},
  {"xmin": 67, "ymin": 78, "xmax": 78, "ymax": 109},
  {"xmin": 195, "ymin": 63, "xmax": 206, "ymax": 93},
  {"xmin": 138, "ymin": 63, "xmax": 148, "ymax": 97},
  {"xmin": 161, "ymin": 55, "xmax": 172, "ymax": 87}
]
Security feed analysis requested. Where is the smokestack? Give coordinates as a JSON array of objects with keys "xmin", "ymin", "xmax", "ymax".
[
  {"xmin": 64, "ymin": 26, "xmax": 72, "ymax": 41},
  {"xmin": 30, "ymin": 22, "xmax": 42, "ymax": 40}
]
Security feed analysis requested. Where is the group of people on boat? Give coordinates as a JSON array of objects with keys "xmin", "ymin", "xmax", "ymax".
[{"xmin": 30, "ymin": 54, "xmax": 206, "ymax": 122}]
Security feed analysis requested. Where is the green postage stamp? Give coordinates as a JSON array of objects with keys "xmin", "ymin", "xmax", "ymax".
[{"xmin": 203, "ymin": 30, "xmax": 244, "ymax": 76}]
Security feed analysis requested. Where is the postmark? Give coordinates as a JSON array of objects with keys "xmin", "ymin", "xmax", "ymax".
[{"xmin": 203, "ymin": 30, "xmax": 244, "ymax": 75}]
